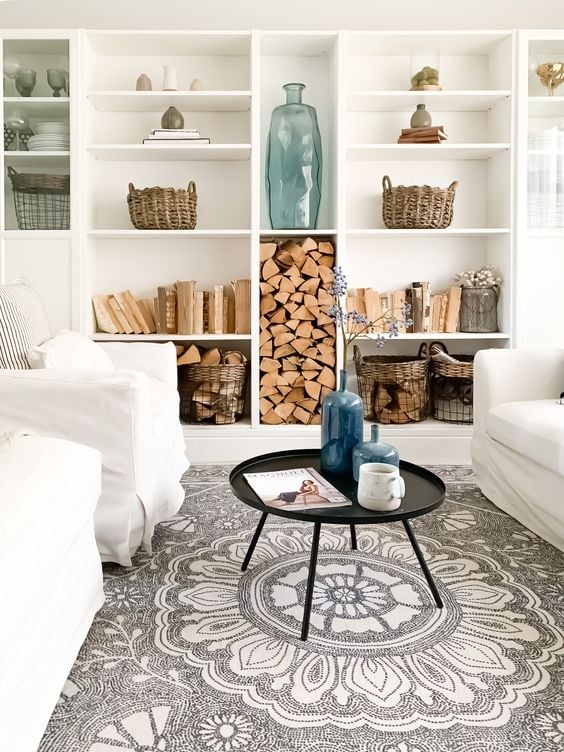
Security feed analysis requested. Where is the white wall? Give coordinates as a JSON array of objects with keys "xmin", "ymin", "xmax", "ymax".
[{"xmin": 0, "ymin": 0, "xmax": 561, "ymax": 31}]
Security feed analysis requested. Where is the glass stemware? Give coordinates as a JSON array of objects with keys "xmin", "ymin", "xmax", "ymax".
[
  {"xmin": 47, "ymin": 68, "xmax": 67, "ymax": 97},
  {"xmin": 6, "ymin": 109, "xmax": 29, "ymax": 150},
  {"xmin": 3, "ymin": 55, "xmax": 21, "ymax": 96},
  {"xmin": 15, "ymin": 68, "xmax": 36, "ymax": 97}
]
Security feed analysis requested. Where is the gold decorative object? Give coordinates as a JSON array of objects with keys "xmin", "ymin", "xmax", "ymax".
[{"xmin": 536, "ymin": 62, "xmax": 564, "ymax": 96}]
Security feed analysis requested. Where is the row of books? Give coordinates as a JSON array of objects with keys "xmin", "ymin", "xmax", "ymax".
[
  {"xmin": 143, "ymin": 128, "xmax": 211, "ymax": 146},
  {"xmin": 92, "ymin": 279, "xmax": 250, "ymax": 336},
  {"xmin": 346, "ymin": 283, "xmax": 462, "ymax": 334},
  {"xmin": 398, "ymin": 125, "xmax": 447, "ymax": 145}
]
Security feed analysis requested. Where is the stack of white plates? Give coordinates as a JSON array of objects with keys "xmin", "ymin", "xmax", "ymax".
[
  {"xmin": 34, "ymin": 121, "xmax": 69, "ymax": 136},
  {"xmin": 27, "ymin": 134, "xmax": 70, "ymax": 151}
]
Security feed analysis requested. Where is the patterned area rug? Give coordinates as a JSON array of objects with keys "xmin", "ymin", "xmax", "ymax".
[{"xmin": 40, "ymin": 466, "xmax": 564, "ymax": 752}]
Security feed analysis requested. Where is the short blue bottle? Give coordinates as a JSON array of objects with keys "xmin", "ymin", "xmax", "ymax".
[{"xmin": 352, "ymin": 424, "xmax": 399, "ymax": 482}]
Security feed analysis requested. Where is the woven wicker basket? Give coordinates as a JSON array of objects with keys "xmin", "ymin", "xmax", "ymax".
[
  {"xmin": 127, "ymin": 180, "xmax": 197, "ymax": 230},
  {"xmin": 382, "ymin": 175, "xmax": 458, "ymax": 229},
  {"xmin": 429, "ymin": 342, "xmax": 474, "ymax": 424},
  {"xmin": 8, "ymin": 166, "xmax": 70, "ymax": 230},
  {"xmin": 353, "ymin": 344, "xmax": 429, "ymax": 424},
  {"xmin": 178, "ymin": 361, "xmax": 247, "ymax": 425}
]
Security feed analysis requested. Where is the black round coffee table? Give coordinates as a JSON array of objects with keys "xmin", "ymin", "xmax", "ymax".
[{"xmin": 230, "ymin": 449, "xmax": 446, "ymax": 641}]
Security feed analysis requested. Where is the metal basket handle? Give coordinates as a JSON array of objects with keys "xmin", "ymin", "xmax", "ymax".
[
  {"xmin": 6, "ymin": 166, "xmax": 18, "ymax": 179},
  {"xmin": 382, "ymin": 175, "xmax": 392, "ymax": 193},
  {"xmin": 429, "ymin": 340, "xmax": 448, "ymax": 356}
]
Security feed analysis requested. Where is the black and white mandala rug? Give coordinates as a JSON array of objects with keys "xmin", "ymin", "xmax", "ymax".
[{"xmin": 40, "ymin": 466, "xmax": 564, "ymax": 752}]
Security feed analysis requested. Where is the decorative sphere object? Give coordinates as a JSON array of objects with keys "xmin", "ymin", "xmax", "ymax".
[
  {"xmin": 190, "ymin": 78, "xmax": 204, "ymax": 91},
  {"xmin": 161, "ymin": 105, "xmax": 184, "ymax": 130},
  {"xmin": 136, "ymin": 73, "xmax": 152, "ymax": 91}
]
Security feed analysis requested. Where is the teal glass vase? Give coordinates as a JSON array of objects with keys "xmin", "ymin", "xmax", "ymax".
[
  {"xmin": 320, "ymin": 370, "xmax": 364, "ymax": 476},
  {"xmin": 352, "ymin": 424, "xmax": 399, "ymax": 482},
  {"xmin": 265, "ymin": 82, "xmax": 322, "ymax": 230}
]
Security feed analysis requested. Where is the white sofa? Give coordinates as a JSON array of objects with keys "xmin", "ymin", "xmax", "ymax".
[
  {"xmin": 0, "ymin": 433, "xmax": 104, "ymax": 752},
  {"xmin": 0, "ymin": 342, "xmax": 189, "ymax": 566},
  {"xmin": 472, "ymin": 348, "xmax": 564, "ymax": 552}
]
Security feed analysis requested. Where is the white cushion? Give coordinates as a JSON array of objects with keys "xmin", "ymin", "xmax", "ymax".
[
  {"xmin": 27, "ymin": 330, "xmax": 114, "ymax": 371},
  {"xmin": 0, "ymin": 278, "xmax": 51, "ymax": 369},
  {"xmin": 487, "ymin": 399, "xmax": 564, "ymax": 476}
]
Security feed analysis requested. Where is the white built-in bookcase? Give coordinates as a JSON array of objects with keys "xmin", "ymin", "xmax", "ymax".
[{"xmin": 1, "ymin": 28, "xmax": 555, "ymax": 463}]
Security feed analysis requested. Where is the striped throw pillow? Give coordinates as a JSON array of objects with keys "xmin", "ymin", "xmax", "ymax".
[{"xmin": 0, "ymin": 279, "xmax": 51, "ymax": 369}]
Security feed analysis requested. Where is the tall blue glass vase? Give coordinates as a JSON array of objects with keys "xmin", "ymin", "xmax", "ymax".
[
  {"xmin": 266, "ymin": 82, "xmax": 322, "ymax": 230},
  {"xmin": 320, "ymin": 370, "xmax": 364, "ymax": 476}
]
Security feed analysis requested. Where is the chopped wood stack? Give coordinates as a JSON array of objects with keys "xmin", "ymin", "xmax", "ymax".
[
  {"xmin": 92, "ymin": 279, "xmax": 251, "ymax": 335},
  {"xmin": 177, "ymin": 345, "xmax": 248, "ymax": 425},
  {"xmin": 259, "ymin": 237, "xmax": 336, "ymax": 425},
  {"xmin": 398, "ymin": 125, "xmax": 447, "ymax": 144}
]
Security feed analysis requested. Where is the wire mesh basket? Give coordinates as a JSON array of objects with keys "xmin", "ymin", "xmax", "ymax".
[
  {"xmin": 7, "ymin": 167, "xmax": 70, "ymax": 230},
  {"xmin": 429, "ymin": 342, "xmax": 474, "ymax": 424},
  {"xmin": 178, "ymin": 361, "xmax": 248, "ymax": 424},
  {"xmin": 459, "ymin": 286, "xmax": 499, "ymax": 333},
  {"xmin": 353, "ymin": 344, "xmax": 430, "ymax": 424}
]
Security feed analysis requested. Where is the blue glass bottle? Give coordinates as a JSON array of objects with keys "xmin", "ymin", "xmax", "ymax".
[
  {"xmin": 320, "ymin": 370, "xmax": 364, "ymax": 476},
  {"xmin": 352, "ymin": 424, "xmax": 399, "ymax": 482},
  {"xmin": 265, "ymin": 83, "xmax": 322, "ymax": 230}
]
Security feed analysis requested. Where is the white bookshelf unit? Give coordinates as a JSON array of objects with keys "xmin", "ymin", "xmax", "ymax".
[{"xmin": 0, "ymin": 28, "xmax": 533, "ymax": 463}]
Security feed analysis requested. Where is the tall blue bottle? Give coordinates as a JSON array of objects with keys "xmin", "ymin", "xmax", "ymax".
[
  {"xmin": 266, "ymin": 83, "xmax": 322, "ymax": 230},
  {"xmin": 320, "ymin": 370, "xmax": 364, "ymax": 476}
]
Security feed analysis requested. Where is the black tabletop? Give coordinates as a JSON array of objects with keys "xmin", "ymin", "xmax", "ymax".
[{"xmin": 229, "ymin": 449, "xmax": 445, "ymax": 525}]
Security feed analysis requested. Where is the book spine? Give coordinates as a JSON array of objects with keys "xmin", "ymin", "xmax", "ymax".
[
  {"xmin": 411, "ymin": 283, "xmax": 423, "ymax": 333},
  {"xmin": 445, "ymin": 286, "xmax": 462, "ymax": 333},
  {"xmin": 421, "ymin": 282, "xmax": 431, "ymax": 333}
]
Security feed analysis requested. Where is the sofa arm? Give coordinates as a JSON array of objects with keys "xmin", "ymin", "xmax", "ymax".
[
  {"xmin": 98, "ymin": 342, "xmax": 177, "ymax": 387},
  {"xmin": 473, "ymin": 348, "xmax": 564, "ymax": 431},
  {"xmin": 0, "ymin": 368, "xmax": 154, "ymax": 466}
]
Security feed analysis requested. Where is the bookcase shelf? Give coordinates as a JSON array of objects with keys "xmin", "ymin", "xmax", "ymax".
[
  {"xmin": 87, "ymin": 91, "xmax": 252, "ymax": 112},
  {"xmin": 0, "ymin": 27, "xmax": 523, "ymax": 463}
]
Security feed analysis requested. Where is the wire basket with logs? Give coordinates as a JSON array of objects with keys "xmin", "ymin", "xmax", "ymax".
[
  {"xmin": 177, "ymin": 345, "xmax": 248, "ymax": 425},
  {"xmin": 429, "ymin": 342, "xmax": 474, "ymax": 424},
  {"xmin": 354, "ymin": 344, "xmax": 430, "ymax": 423}
]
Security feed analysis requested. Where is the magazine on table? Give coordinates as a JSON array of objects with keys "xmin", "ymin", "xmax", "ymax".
[{"xmin": 243, "ymin": 467, "xmax": 352, "ymax": 510}]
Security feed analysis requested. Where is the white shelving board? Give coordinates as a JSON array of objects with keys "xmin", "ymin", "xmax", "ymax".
[{"xmin": 87, "ymin": 144, "xmax": 252, "ymax": 161}]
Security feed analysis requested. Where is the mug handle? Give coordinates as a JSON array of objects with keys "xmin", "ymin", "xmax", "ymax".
[{"xmin": 396, "ymin": 476, "xmax": 406, "ymax": 498}]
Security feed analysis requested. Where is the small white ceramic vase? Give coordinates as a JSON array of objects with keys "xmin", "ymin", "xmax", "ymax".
[
  {"xmin": 190, "ymin": 78, "xmax": 204, "ymax": 91},
  {"xmin": 163, "ymin": 65, "xmax": 178, "ymax": 91},
  {"xmin": 357, "ymin": 462, "xmax": 405, "ymax": 512}
]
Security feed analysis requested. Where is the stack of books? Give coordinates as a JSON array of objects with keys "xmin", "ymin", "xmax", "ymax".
[
  {"xmin": 143, "ymin": 128, "xmax": 211, "ymax": 145},
  {"xmin": 397, "ymin": 126, "xmax": 447, "ymax": 144},
  {"xmin": 346, "ymin": 283, "xmax": 462, "ymax": 334}
]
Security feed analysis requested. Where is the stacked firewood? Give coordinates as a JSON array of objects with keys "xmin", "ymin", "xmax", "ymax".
[{"xmin": 259, "ymin": 237, "xmax": 336, "ymax": 425}]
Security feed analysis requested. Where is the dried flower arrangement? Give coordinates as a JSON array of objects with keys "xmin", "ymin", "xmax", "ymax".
[
  {"xmin": 454, "ymin": 265, "xmax": 502, "ymax": 288},
  {"xmin": 327, "ymin": 266, "xmax": 412, "ymax": 366}
]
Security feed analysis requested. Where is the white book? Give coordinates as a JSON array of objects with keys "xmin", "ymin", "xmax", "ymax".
[
  {"xmin": 148, "ymin": 132, "xmax": 201, "ymax": 140},
  {"xmin": 243, "ymin": 467, "xmax": 352, "ymax": 510}
]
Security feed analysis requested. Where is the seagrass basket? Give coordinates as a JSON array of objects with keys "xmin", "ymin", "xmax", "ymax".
[
  {"xmin": 382, "ymin": 175, "xmax": 458, "ymax": 229},
  {"xmin": 429, "ymin": 342, "xmax": 474, "ymax": 424},
  {"xmin": 178, "ymin": 361, "xmax": 248, "ymax": 425},
  {"xmin": 8, "ymin": 166, "xmax": 70, "ymax": 230},
  {"xmin": 353, "ymin": 344, "xmax": 429, "ymax": 424},
  {"xmin": 127, "ymin": 180, "xmax": 197, "ymax": 230}
]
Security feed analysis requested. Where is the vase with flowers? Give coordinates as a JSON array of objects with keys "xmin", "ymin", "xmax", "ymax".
[
  {"xmin": 455, "ymin": 264, "xmax": 502, "ymax": 333},
  {"xmin": 320, "ymin": 267, "xmax": 412, "ymax": 475}
]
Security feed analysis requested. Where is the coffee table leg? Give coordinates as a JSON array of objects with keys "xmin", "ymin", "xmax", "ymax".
[
  {"xmin": 301, "ymin": 522, "xmax": 321, "ymax": 641},
  {"xmin": 402, "ymin": 519, "xmax": 443, "ymax": 609},
  {"xmin": 241, "ymin": 511, "xmax": 268, "ymax": 572},
  {"xmin": 350, "ymin": 524, "xmax": 358, "ymax": 550}
]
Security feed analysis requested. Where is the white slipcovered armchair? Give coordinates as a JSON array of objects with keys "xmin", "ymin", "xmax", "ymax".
[
  {"xmin": 0, "ymin": 342, "xmax": 189, "ymax": 566},
  {"xmin": 471, "ymin": 348, "xmax": 564, "ymax": 552}
]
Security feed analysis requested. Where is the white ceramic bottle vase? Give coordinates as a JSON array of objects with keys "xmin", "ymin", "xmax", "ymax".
[{"xmin": 162, "ymin": 65, "xmax": 178, "ymax": 91}]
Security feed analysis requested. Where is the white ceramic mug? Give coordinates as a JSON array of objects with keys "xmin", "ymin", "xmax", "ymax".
[{"xmin": 357, "ymin": 462, "xmax": 405, "ymax": 512}]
